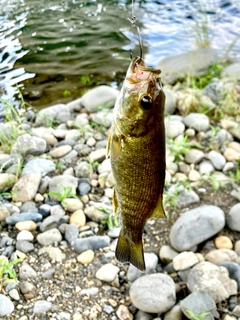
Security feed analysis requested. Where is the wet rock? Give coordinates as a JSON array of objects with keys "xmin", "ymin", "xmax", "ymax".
[
  {"xmin": 180, "ymin": 290, "xmax": 216, "ymax": 320},
  {"xmin": 183, "ymin": 113, "xmax": 210, "ymax": 132},
  {"xmin": 187, "ymin": 261, "xmax": 237, "ymax": 302},
  {"xmin": 0, "ymin": 294, "xmax": 14, "ymax": 317},
  {"xmin": 81, "ymin": 85, "xmax": 119, "ymax": 113},
  {"xmin": 74, "ymin": 235, "xmax": 110, "ymax": 253},
  {"xmin": 226, "ymin": 203, "xmax": 240, "ymax": 231},
  {"xmin": 21, "ymin": 158, "xmax": 55, "ymax": 177},
  {"xmin": 170, "ymin": 205, "xmax": 225, "ymax": 251},
  {"xmin": 130, "ymin": 273, "xmax": 176, "ymax": 313},
  {"xmin": 11, "ymin": 134, "xmax": 46, "ymax": 156},
  {"xmin": 12, "ymin": 173, "xmax": 41, "ymax": 202},
  {"xmin": 95, "ymin": 263, "xmax": 119, "ymax": 282},
  {"xmin": 37, "ymin": 228, "xmax": 62, "ymax": 246}
]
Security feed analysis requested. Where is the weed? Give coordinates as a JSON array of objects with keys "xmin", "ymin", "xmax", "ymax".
[
  {"xmin": 100, "ymin": 207, "xmax": 120, "ymax": 230},
  {"xmin": 63, "ymin": 90, "xmax": 71, "ymax": 98},
  {"xmin": 48, "ymin": 185, "xmax": 78, "ymax": 202},
  {"xmin": 229, "ymin": 161, "xmax": 240, "ymax": 184},
  {"xmin": 186, "ymin": 309, "xmax": 210, "ymax": 320},
  {"xmin": 201, "ymin": 173, "xmax": 224, "ymax": 191},
  {"xmin": 0, "ymin": 256, "xmax": 22, "ymax": 290},
  {"xmin": 167, "ymin": 135, "xmax": 201, "ymax": 162},
  {"xmin": 79, "ymin": 75, "xmax": 91, "ymax": 85},
  {"xmin": 38, "ymin": 114, "xmax": 60, "ymax": 128},
  {"xmin": 87, "ymin": 157, "xmax": 100, "ymax": 174}
]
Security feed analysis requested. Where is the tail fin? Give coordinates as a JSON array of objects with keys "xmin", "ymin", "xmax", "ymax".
[{"xmin": 115, "ymin": 229, "xmax": 145, "ymax": 272}]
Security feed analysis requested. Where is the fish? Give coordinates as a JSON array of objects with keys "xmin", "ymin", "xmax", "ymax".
[{"xmin": 107, "ymin": 56, "xmax": 166, "ymax": 271}]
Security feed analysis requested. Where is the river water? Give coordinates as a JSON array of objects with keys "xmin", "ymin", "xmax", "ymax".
[{"xmin": 1, "ymin": 0, "xmax": 240, "ymax": 108}]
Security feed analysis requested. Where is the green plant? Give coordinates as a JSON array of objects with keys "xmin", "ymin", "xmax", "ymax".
[
  {"xmin": 63, "ymin": 90, "xmax": 71, "ymax": 98},
  {"xmin": 48, "ymin": 185, "xmax": 78, "ymax": 202},
  {"xmin": 87, "ymin": 157, "xmax": 100, "ymax": 174},
  {"xmin": 229, "ymin": 161, "xmax": 240, "ymax": 184},
  {"xmin": 186, "ymin": 309, "xmax": 210, "ymax": 320},
  {"xmin": 38, "ymin": 114, "xmax": 60, "ymax": 128},
  {"xmin": 100, "ymin": 207, "xmax": 120, "ymax": 230},
  {"xmin": 167, "ymin": 135, "xmax": 201, "ymax": 162},
  {"xmin": 0, "ymin": 256, "xmax": 22, "ymax": 290},
  {"xmin": 201, "ymin": 173, "xmax": 224, "ymax": 191}
]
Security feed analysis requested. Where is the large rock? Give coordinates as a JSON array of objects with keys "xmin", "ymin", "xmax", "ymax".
[
  {"xmin": 187, "ymin": 261, "xmax": 237, "ymax": 302},
  {"xmin": 170, "ymin": 205, "xmax": 225, "ymax": 251},
  {"xmin": 12, "ymin": 174, "xmax": 42, "ymax": 202},
  {"xmin": 157, "ymin": 48, "xmax": 218, "ymax": 84},
  {"xmin": 130, "ymin": 274, "xmax": 176, "ymax": 313}
]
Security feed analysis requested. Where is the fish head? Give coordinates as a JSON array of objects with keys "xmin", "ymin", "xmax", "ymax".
[{"xmin": 114, "ymin": 56, "xmax": 165, "ymax": 137}]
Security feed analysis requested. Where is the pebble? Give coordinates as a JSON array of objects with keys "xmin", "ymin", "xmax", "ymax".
[
  {"xmin": 175, "ymin": 190, "xmax": 200, "ymax": 209},
  {"xmin": 16, "ymin": 240, "xmax": 34, "ymax": 253},
  {"xmin": 173, "ymin": 251, "xmax": 199, "ymax": 271},
  {"xmin": 33, "ymin": 300, "xmax": 53, "ymax": 314},
  {"xmin": 205, "ymin": 248, "xmax": 238, "ymax": 264},
  {"xmin": 224, "ymin": 148, "xmax": 240, "ymax": 162},
  {"xmin": 9, "ymin": 288, "xmax": 20, "ymax": 300},
  {"xmin": 219, "ymin": 262, "xmax": 240, "ymax": 290},
  {"xmin": 130, "ymin": 273, "xmax": 176, "ymax": 313},
  {"xmin": 183, "ymin": 113, "xmax": 210, "ymax": 132},
  {"xmin": 11, "ymin": 133, "xmax": 46, "ymax": 156},
  {"xmin": 127, "ymin": 253, "xmax": 159, "ymax": 282},
  {"xmin": 187, "ymin": 261, "xmax": 237, "ymax": 302},
  {"xmin": 116, "ymin": 305, "xmax": 133, "ymax": 320},
  {"xmin": 0, "ymin": 294, "xmax": 14, "ymax": 317},
  {"xmin": 170, "ymin": 205, "xmax": 225, "ymax": 251},
  {"xmin": 37, "ymin": 228, "xmax": 62, "ymax": 246},
  {"xmin": 60, "ymin": 197, "xmax": 82, "ymax": 211},
  {"xmin": 69, "ymin": 209, "xmax": 86, "ymax": 227},
  {"xmin": 208, "ymin": 150, "xmax": 226, "ymax": 170},
  {"xmin": 84, "ymin": 205, "xmax": 109, "ymax": 222},
  {"xmin": 164, "ymin": 304, "xmax": 182, "ymax": 320},
  {"xmin": 21, "ymin": 157, "xmax": 55, "ymax": 177},
  {"xmin": 77, "ymin": 250, "xmax": 94, "ymax": 265},
  {"xmin": 6, "ymin": 212, "xmax": 43, "ymax": 225},
  {"xmin": 74, "ymin": 235, "xmax": 110, "ymax": 253},
  {"xmin": 65, "ymin": 224, "xmax": 79, "ymax": 245},
  {"xmin": 165, "ymin": 120, "xmax": 185, "ymax": 138},
  {"xmin": 80, "ymin": 287, "xmax": 99, "ymax": 296},
  {"xmin": 49, "ymin": 145, "xmax": 72, "ymax": 158},
  {"xmin": 17, "ymin": 230, "xmax": 34, "ymax": 242},
  {"xmin": 159, "ymin": 245, "xmax": 179, "ymax": 264},
  {"xmin": 0, "ymin": 206, "xmax": 10, "ymax": 221},
  {"xmin": 184, "ymin": 148, "xmax": 205, "ymax": 164},
  {"xmin": 180, "ymin": 290, "xmax": 216, "ymax": 320},
  {"xmin": 19, "ymin": 280, "xmax": 36, "ymax": 294},
  {"xmin": 215, "ymin": 236, "xmax": 233, "ymax": 249},
  {"xmin": 50, "ymin": 204, "xmax": 65, "ymax": 216},
  {"xmin": 226, "ymin": 203, "xmax": 240, "ymax": 231},
  {"xmin": 12, "ymin": 173, "xmax": 42, "ymax": 202},
  {"xmin": 39, "ymin": 215, "xmax": 69, "ymax": 232},
  {"xmin": 78, "ymin": 181, "xmax": 91, "ymax": 195},
  {"xmin": 95, "ymin": 263, "xmax": 119, "ymax": 282},
  {"xmin": 38, "ymin": 247, "xmax": 66, "ymax": 261},
  {"xmin": 19, "ymin": 263, "xmax": 37, "ymax": 279},
  {"xmin": 88, "ymin": 148, "xmax": 106, "ymax": 163},
  {"xmin": 199, "ymin": 160, "xmax": 215, "ymax": 174},
  {"xmin": 15, "ymin": 220, "xmax": 37, "ymax": 231}
]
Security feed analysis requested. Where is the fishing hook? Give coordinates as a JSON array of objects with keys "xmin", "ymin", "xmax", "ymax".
[{"xmin": 128, "ymin": 1, "xmax": 143, "ymax": 61}]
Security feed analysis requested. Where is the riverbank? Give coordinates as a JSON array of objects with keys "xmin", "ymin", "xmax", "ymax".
[{"xmin": 0, "ymin": 48, "xmax": 240, "ymax": 320}]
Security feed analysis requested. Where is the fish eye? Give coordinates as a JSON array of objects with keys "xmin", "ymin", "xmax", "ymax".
[{"xmin": 140, "ymin": 96, "xmax": 153, "ymax": 110}]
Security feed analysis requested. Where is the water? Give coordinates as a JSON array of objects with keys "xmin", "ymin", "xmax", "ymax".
[{"xmin": 1, "ymin": 0, "xmax": 240, "ymax": 108}]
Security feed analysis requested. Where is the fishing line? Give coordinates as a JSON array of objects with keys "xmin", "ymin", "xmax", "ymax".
[{"xmin": 128, "ymin": 0, "xmax": 143, "ymax": 60}]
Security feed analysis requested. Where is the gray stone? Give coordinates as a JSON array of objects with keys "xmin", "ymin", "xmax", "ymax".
[
  {"xmin": 38, "ymin": 176, "xmax": 51, "ymax": 194},
  {"xmin": 159, "ymin": 245, "xmax": 179, "ymax": 264},
  {"xmin": 37, "ymin": 228, "xmax": 62, "ymax": 246},
  {"xmin": 173, "ymin": 252, "xmax": 199, "ymax": 271},
  {"xmin": 221, "ymin": 62, "xmax": 240, "ymax": 80},
  {"xmin": 184, "ymin": 148, "xmax": 205, "ymax": 164},
  {"xmin": 42, "ymin": 267, "xmax": 55, "ymax": 279},
  {"xmin": 180, "ymin": 290, "xmax": 216, "ymax": 320},
  {"xmin": 48, "ymin": 175, "xmax": 78, "ymax": 201},
  {"xmin": 215, "ymin": 129, "xmax": 233, "ymax": 144},
  {"xmin": 81, "ymin": 85, "xmax": 119, "ymax": 113},
  {"xmin": 19, "ymin": 280, "xmax": 36, "ymax": 294},
  {"xmin": 199, "ymin": 160, "xmax": 215, "ymax": 174},
  {"xmin": 175, "ymin": 190, "xmax": 200, "ymax": 209},
  {"xmin": 12, "ymin": 173, "xmax": 42, "ymax": 202},
  {"xmin": 84, "ymin": 204, "xmax": 110, "ymax": 222},
  {"xmin": 40, "ymin": 215, "xmax": 69, "ymax": 232},
  {"xmin": 98, "ymin": 158, "xmax": 111, "ymax": 174},
  {"xmin": 19, "ymin": 264, "xmax": 37, "ymax": 279},
  {"xmin": 0, "ymin": 294, "xmax": 14, "ymax": 317},
  {"xmin": 78, "ymin": 182, "xmax": 91, "ymax": 195},
  {"xmin": 21, "ymin": 158, "xmax": 55, "ymax": 177},
  {"xmin": 35, "ymin": 103, "xmax": 71, "ymax": 126},
  {"xmin": 135, "ymin": 310, "xmax": 153, "ymax": 320},
  {"xmin": 20, "ymin": 201, "xmax": 38, "ymax": 213},
  {"xmin": 187, "ymin": 261, "xmax": 237, "ymax": 302},
  {"xmin": 208, "ymin": 150, "xmax": 226, "ymax": 170},
  {"xmin": 219, "ymin": 262, "xmax": 240, "ymax": 290},
  {"xmin": 205, "ymin": 249, "xmax": 238, "ymax": 264},
  {"xmin": 170, "ymin": 205, "xmax": 225, "ymax": 251},
  {"xmin": 183, "ymin": 113, "xmax": 210, "ymax": 132},
  {"xmin": 16, "ymin": 240, "xmax": 34, "ymax": 253},
  {"xmin": 127, "ymin": 252, "xmax": 159, "ymax": 282},
  {"xmin": 165, "ymin": 120, "xmax": 185, "ymax": 138},
  {"xmin": 74, "ymin": 235, "xmax": 110, "ymax": 253},
  {"xmin": 8, "ymin": 288, "xmax": 20, "ymax": 301},
  {"xmin": 74, "ymin": 161, "xmax": 92, "ymax": 178},
  {"xmin": 103, "ymin": 303, "xmax": 115, "ymax": 314},
  {"xmin": 164, "ymin": 304, "xmax": 182, "ymax": 320},
  {"xmin": 65, "ymin": 224, "xmax": 79, "ymax": 245},
  {"xmin": 95, "ymin": 263, "xmax": 119, "ymax": 282},
  {"xmin": 6, "ymin": 212, "xmax": 43, "ymax": 225},
  {"xmin": 130, "ymin": 273, "xmax": 176, "ymax": 313},
  {"xmin": 16, "ymin": 230, "xmax": 34, "ymax": 242},
  {"xmin": 91, "ymin": 111, "xmax": 113, "ymax": 128},
  {"xmin": 88, "ymin": 148, "xmax": 106, "ymax": 163},
  {"xmin": 226, "ymin": 203, "xmax": 240, "ymax": 232},
  {"xmin": 80, "ymin": 287, "xmax": 99, "ymax": 296},
  {"xmin": 164, "ymin": 89, "xmax": 177, "ymax": 115},
  {"xmin": 158, "ymin": 48, "xmax": 218, "ymax": 84},
  {"xmin": 11, "ymin": 134, "xmax": 46, "ymax": 156},
  {"xmin": 50, "ymin": 204, "xmax": 65, "ymax": 216},
  {"xmin": 0, "ymin": 173, "xmax": 17, "ymax": 191},
  {"xmin": 33, "ymin": 300, "xmax": 53, "ymax": 314},
  {"xmin": 38, "ymin": 247, "xmax": 66, "ymax": 261}
]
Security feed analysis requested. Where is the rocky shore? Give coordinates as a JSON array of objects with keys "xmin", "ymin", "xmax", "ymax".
[{"xmin": 0, "ymin": 49, "xmax": 240, "ymax": 320}]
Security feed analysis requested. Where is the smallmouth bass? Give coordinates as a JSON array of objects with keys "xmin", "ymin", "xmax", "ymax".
[{"xmin": 107, "ymin": 56, "xmax": 166, "ymax": 271}]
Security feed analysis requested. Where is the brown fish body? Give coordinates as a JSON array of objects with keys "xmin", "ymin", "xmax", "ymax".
[{"xmin": 107, "ymin": 57, "xmax": 166, "ymax": 271}]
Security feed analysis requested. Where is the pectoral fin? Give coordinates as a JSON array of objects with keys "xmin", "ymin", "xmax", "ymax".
[
  {"xmin": 106, "ymin": 134, "xmax": 111, "ymax": 158},
  {"xmin": 150, "ymin": 194, "xmax": 165, "ymax": 219},
  {"xmin": 112, "ymin": 188, "xmax": 118, "ymax": 214},
  {"xmin": 111, "ymin": 134, "xmax": 122, "ymax": 161}
]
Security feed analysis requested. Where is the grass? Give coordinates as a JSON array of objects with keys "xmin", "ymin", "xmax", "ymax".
[
  {"xmin": 186, "ymin": 309, "xmax": 210, "ymax": 320},
  {"xmin": 48, "ymin": 185, "xmax": 78, "ymax": 202},
  {"xmin": 100, "ymin": 207, "xmax": 120, "ymax": 230},
  {"xmin": 0, "ymin": 256, "xmax": 22, "ymax": 291},
  {"xmin": 229, "ymin": 161, "xmax": 240, "ymax": 184}
]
